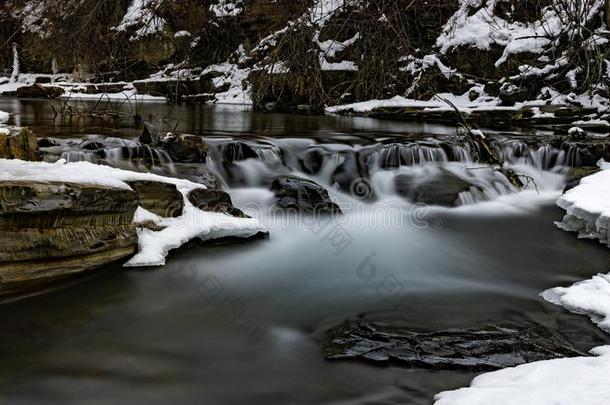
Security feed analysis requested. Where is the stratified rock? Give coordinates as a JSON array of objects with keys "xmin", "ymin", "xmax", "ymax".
[
  {"xmin": 322, "ymin": 320, "xmax": 583, "ymax": 371},
  {"xmin": 0, "ymin": 181, "xmax": 138, "ymax": 297},
  {"xmin": 0, "ymin": 128, "xmax": 40, "ymax": 161},
  {"xmin": 126, "ymin": 181, "xmax": 184, "ymax": 218},
  {"xmin": 15, "ymin": 84, "xmax": 65, "ymax": 98},
  {"xmin": 395, "ymin": 169, "xmax": 472, "ymax": 206},
  {"xmin": 187, "ymin": 188, "xmax": 248, "ymax": 218},
  {"xmin": 161, "ymin": 134, "xmax": 208, "ymax": 163},
  {"xmin": 140, "ymin": 122, "xmax": 161, "ymax": 146},
  {"xmin": 270, "ymin": 176, "xmax": 342, "ymax": 215}
]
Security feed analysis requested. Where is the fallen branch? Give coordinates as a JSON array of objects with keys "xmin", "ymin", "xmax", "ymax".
[{"xmin": 437, "ymin": 96, "xmax": 524, "ymax": 189}]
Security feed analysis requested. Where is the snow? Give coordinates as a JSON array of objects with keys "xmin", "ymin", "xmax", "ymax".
[
  {"xmin": 115, "ymin": 0, "xmax": 166, "ymax": 40},
  {"xmin": 0, "ymin": 159, "xmax": 264, "ymax": 267},
  {"xmin": 543, "ymin": 274, "xmax": 610, "ymax": 333},
  {"xmin": 59, "ymin": 87, "xmax": 167, "ymax": 103},
  {"xmin": 202, "ymin": 61, "xmax": 252, "ymax": 105},
  {"xmin": 311, "ymin": 0, "xmax": 345, "ymax": 26},
  {"xmin": 210, "ymin": 0, "xmax": 244, "ymax": 18},
  {"xmin": 437, "ymin": 0, "xmax": 606, "ymax": 67},
  {"xmin": 434, "ymin": 346, "xmax": 610, "ymax": 405},
  {"xmin": 555, "ymin": 161, "xmax": 610, "ymax": 244}
]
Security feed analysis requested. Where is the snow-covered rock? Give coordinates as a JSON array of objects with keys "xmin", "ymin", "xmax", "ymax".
[
  {"xmin": 0, "ymin": 159, "xmax": 265, "ymax": 267},
  {"xmin": 555, "ymin": 161, "xmax": 610, "ymax": 244}
]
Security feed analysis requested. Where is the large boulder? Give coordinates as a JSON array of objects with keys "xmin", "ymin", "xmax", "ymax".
[
  {"xmin": 270, "ymin": 176, "xmax": 342, "ymax": 215},
  {"xmin": 0, "ymin": 181, "xmax": 139, "ymax": 298},
  {"xmin": 161, "ymin": 134, "xmax": 208, "ymax": 163},
  {"xmin": 394, "ymin": 169, "xmax": 472, "ymax": 206},
  {"xmin": 0, "ymin": 128, "xmax": 40, "ymax": 161}
]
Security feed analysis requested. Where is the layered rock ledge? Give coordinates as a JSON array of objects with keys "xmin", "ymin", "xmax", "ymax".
[{"xmin": 0, "ymin": 159, "xmax": 265, "ymax": 298}]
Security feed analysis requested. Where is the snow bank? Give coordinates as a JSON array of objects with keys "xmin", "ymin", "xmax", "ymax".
[
  {"xmin": 0, "ymin": 159, "xmax": 264, "ymax": 267},
  {"xmin": 542, "ymin": 274, "xmax": 610, "ymax": 333},
  {"xmin": 434, "ymin": 346, "xmax": 610, "ymax": 405},
  {"xmin": 555, "ymin": 161, "xmax": 610, "ymax": 244}
]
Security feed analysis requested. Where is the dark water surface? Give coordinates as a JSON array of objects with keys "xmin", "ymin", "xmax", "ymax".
[{"xmin": 0, "ymin": 98, "xmax": 608, "ymax": 405}]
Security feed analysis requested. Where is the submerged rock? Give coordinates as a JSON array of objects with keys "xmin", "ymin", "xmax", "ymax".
[
  {"xmin": 270, "ymin": 176, "xmax": 342, "ymax": 215},
  {"xmin": 0, "ymin": 181, "xmax": 138, "ymax": 298},
  {"xmin": 322, "ymin": 320, "xmax": 583, "ymax": 371}
]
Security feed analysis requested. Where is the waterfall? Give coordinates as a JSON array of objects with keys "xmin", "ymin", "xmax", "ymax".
[{"xmin": 11, "ymin": 43, "xmax": 20, "ymax": 82}]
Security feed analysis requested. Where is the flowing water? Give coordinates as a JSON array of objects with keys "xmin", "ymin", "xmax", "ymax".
[{"xmin": 1, "ymin": 99, "xmax": 609, "ymax": 405}]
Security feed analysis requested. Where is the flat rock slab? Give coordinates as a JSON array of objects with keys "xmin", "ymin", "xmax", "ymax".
[{"xmin": 322, "ymin": 320, "xmax": 584, "ymax": 371}]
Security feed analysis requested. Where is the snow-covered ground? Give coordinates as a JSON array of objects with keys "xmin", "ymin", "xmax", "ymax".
[
  {"xmin": 435, "ymin": 161, "xmax": 610, "ymax": 404},
  {"xmin": 0, "ymin": 159, "xmax": 264, "ymax": 267}
]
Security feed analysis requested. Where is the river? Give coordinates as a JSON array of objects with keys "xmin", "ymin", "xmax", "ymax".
[{"xmin": 0, "ymin": 98, "xmax": 608, "ymax": 404}]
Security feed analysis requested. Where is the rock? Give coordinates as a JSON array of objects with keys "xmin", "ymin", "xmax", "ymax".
[
  {"xmin": 37, "ymin": 138, "xmax": 58, "ymax": 148},
  {"xmin": 161, "ymin": 134, "xmax": 208, "ymax": 163},
  {"xmin": 270, "ymin": 176, "xmax": 342, "ymax": 215},
  {"xmin": 395, "ymin": 169, "xmax": 472, "ymax": 206},
  {"xmin": 15, "ymin": 84, "xmax": 65, "ymax": 99},
  {"xmin": 171, "ymin": 164, "xmax": 224, "ymax": 189},
  {"xmin": 187, "ymin": 188, "xmax": 248, "ymax": 218},
  {"xmin": 0, "ymin": 181, "xmax": 139, "ymax": 298},
  {"xmin": 134, "ymin": 220, "xmax": 167, "ymax": 232},
  {"xmin": 0, "ymin": 128, "xmax": 40, "ymax": 161},
  {"xmin": 220, "ymin": 140, "xmax": 259, "ymax": 163},
  {"xmin": 300, "ymin": 148, "xmax": 325, "ymax": 174},
  {"xmin": 322, "ymin": 319, "xmax": 583, "ymax": 371},
  {"xmin": 126, "ymin": 181, "xmax": 184, "ymax": 218},
  {"xmin": 140, "ymin": 122, "xmax": 161, "ymax": 146},
  {"xmin": 563, "ymin": 167, "xmax": 601, "ymax": 192},
  {"xmin": 332, "ymin": 150, "xmax": 373, "ymax": 199}
]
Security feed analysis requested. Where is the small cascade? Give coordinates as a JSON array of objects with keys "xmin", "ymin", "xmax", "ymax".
[
  {"xmin": 500, "ymin": 140, "xmax": 569, "ymax": 171},
  {"xmin": 39, "ymin": 133, "xmax": 571, "ymax": 208},
  {"xmin": 60, "ymin": 151, "xmax": 97, "ymax": 163},
  {"xmin": 378, "ymin": 143, "xmax": 464, "ymax": 168},
  {"xmin": 253, "ymin": 145, "xmax": 284, "ymax": 166}
]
